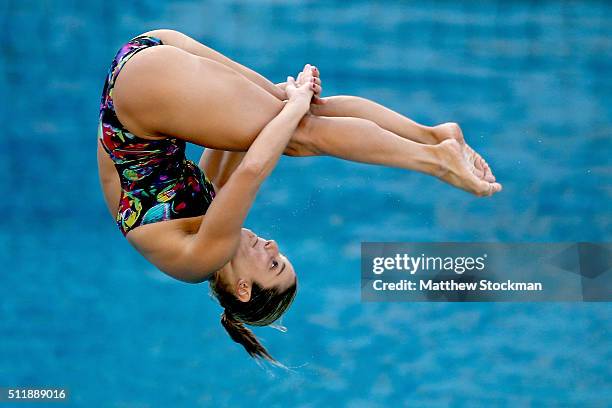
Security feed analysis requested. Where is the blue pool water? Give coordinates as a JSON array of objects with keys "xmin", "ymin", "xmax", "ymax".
[{"xmin": 1, "ymin": 1, "xmax": 610, "ymax": 406}]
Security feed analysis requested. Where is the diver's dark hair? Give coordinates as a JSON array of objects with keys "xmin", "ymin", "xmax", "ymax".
[{"xmin": 210, "ymin": 272, "xmax": 297, "ymax": 362}]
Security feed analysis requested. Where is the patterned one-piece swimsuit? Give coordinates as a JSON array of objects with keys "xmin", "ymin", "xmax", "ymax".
[{"xmin": 98, "ymin": 35, "xmax": 216, "ymax": 235}]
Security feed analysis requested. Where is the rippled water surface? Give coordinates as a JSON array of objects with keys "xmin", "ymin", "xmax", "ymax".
[{"xmin": 1, "ymin": 1, "xmax": 610, "ymax": 406}]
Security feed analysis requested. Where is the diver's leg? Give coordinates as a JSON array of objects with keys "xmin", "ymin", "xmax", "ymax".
[
  {"xmin": 292, "ymin": 115, "xmax": 501, "ymax": 196},
  {"xmin": 143, "ymin": 29, "xmax": 287, "ymax": 100},
  {"xmin": 199, "ymin": 116, "xmax": 501, "ymax": 197},
  {"xmin": 143, "ymin": 29, "xmax": 494, "ymax": 181},
  {"xmin": 112, "ymin": 45, "xmax": 500, "ymax": 196},
  {"xmin": 150, "ymin": 28, "xmax": 440, "ymax": 146},
  {"xmin": 310, "ymin": 96, "xmax": 495, "ymax": 181},
  {"xmin": 310, "ymin": 96, "xmax": 438, "ymax": 144}
]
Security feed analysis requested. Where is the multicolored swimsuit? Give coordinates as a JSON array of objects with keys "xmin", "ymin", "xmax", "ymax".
[{"xmin": 98, "ymin": 35, "xmax": 216, "ymax": 235}]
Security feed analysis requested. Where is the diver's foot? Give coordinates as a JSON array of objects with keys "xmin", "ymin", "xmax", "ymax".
[
  {"xmin": 432, "ymin": 122, "xmax": 496, "ymax": 183},
  {"xmin": 434, "ymin": 139, "xmax": 503, "ymax": 197}
]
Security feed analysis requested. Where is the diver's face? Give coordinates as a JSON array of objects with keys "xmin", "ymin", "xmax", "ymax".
[{"xmin": 233, "ymin": 229, "xmax": 296, "ymax": 291}]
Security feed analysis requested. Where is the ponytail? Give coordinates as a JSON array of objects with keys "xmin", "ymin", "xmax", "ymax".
[
  {"xmin": 210, "ymin": 271, "xmax": 297, "ymax": 363},
  {"xmin": 221, "ymin": 311, "xmax": 274, "ymax": 361}
]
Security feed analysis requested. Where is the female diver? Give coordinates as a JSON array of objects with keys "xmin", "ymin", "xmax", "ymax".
[{"xmin": 97, "ymin": 29, "xmax": 501, "ymax": 363}]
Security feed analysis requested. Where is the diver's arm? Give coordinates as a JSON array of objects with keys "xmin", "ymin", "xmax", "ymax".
[
  {"xmin": 182, "ymin": 84, "xmax": 313, "ymax": 277},
  {"xmin": 198, "ymin": 79, "xmax": 322, "ymax": 190},
  {"xmin": 199, "ymin": 149, "xmax": 246, "ymax": 191}
]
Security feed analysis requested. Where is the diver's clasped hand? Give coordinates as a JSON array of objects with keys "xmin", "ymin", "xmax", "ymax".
[
  {"xmin": 285, "ymin": 64, "xmax": 319, "ymax": 110},
  {"xmin": 308, "ymin": 64, "xmax": 325, "ymax": 105},
  {"xmin": 286, "ymin": 63, "xmax": 325, "ymax": 105}
]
